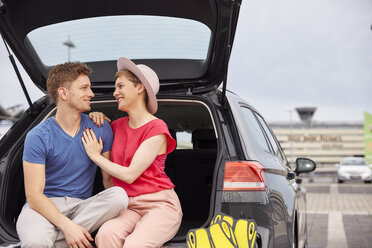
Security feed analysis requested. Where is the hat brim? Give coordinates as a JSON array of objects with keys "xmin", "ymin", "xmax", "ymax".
[{"xmin": 117, "ymin": 57, "xmax": 157, "ymax": 114}]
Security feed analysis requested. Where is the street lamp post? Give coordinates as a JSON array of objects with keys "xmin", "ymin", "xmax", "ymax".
[
  {"xmin": 288, "ymin": 109, "xmax": 294, "ymax": 166},
  {"xmin": 63, "ymin": 35, "xmax": 75, "ymax": 62}
]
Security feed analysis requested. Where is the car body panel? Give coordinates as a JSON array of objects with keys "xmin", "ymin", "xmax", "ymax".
[{"xmin": 221, "ymin": 92, "xmax": 311, "ymax": 247}]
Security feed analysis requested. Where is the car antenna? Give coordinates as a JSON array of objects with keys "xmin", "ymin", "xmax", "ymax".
[
  {"xmin": 220, "ymin": 0, "xmax": 241, "ymax": 108},
  {"xmin": 1, "ymin": 33, "xmax": 34, "ymax": 112}
]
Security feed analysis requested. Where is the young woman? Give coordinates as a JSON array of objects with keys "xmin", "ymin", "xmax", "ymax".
[{"xmin": 81, "ymin": 57, "xmax": 182, "ymax": 248}]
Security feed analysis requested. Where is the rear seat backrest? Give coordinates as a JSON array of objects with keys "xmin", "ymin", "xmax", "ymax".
[
  {"xmin": 192, "ymin": 129, "xmax": 217, "ymax": 150},
  {"xmin": 167, "ymin": 128, "xmax": 218, "ymax": 220}
]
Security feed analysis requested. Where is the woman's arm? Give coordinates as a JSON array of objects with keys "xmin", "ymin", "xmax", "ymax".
[
  {"xmin": 101, "ymin": 151, "xmax": 113, "ymax": 188},
  {"xmin": 82, "ymin": 128, "xmax": 166, "ymax": 184}
]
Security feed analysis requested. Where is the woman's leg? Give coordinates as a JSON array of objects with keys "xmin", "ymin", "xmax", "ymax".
[
  {"xmin": 123, "ymin": 189, "xmax": 182, "ymax": 248},
  {"xmin": 95, "ymin": 208, "xmax": 141, "ymax": 248}
]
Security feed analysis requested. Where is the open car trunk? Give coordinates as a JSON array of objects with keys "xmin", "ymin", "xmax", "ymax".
[{"xmin": 2, "ymin": 98, "xmax": 218, "ymax": 242}]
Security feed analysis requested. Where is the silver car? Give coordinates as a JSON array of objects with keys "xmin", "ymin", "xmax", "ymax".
[{"xmin": 337, "ymin": 157, "xmax": 372, "ymax": 183}]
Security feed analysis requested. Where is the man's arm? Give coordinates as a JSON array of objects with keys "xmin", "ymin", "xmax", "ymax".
[
  {"xmin": 101, "ymin": 151, "xmax": 113, "ymax": 189},
  {"xmin": 23, "ymin": 161, "xmax": 93, "ymax": 248}
]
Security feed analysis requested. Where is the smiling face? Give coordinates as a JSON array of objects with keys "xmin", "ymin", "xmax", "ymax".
[
  {"xmin": 64, "ymin": 75, "xmax": 95, "ymax": 112},
  {"xmin": 113, "ymin": 75, "xmax": 144, "ymax": 112}
]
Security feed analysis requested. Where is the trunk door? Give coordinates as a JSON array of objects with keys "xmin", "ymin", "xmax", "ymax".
[{"xmin": 0, "ymin": 0, "xmax": 241, "ymax": 94}]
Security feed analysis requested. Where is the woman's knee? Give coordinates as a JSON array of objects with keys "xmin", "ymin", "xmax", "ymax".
[
  {"xmin": 96, "ymin": 222, "xmax": 126, "ymax": 248},
  {"xmin": 96, "ymin": 221, "xmax": 113, "ymax": 238},
  {"xmin": 95, "ymin": 224, "xmax": 112, "ymax": 246},
  {"xmin": 123, "ymin": 238, "xmax": 157, "ymax": 248}
]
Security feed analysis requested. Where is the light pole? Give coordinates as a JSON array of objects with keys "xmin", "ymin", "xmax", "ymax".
[
  {"xmin": 63, "ymin": 35, "xmax": 75, "ymax": 62},
  {"xmin": 288, "ymin": 109, "xmax": 294, "ymax": 166}
]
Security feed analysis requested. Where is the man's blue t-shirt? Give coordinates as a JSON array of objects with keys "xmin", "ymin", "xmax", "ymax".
[{"xmin": 22, "ymin": 113, "xmax": 113, "ymax": 199}]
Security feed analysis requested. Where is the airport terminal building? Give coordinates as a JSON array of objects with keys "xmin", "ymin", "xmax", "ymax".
[{"xmin": 270, "ymin": 121, "xmax": 364, "ymax": 166}]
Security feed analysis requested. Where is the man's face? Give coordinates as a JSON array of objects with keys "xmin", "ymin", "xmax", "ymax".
[{"xmin": 66, "ymin": 75, "xmax": 95, "ymax": 112}]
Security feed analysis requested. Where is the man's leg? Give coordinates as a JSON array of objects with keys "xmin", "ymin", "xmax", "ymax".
[
  {"xmin": 16, "ymin": 202, "xmax": 59, "ymax": 248},
  {"xmin": 55, "ymin": 186, "xmax": 128, "ymax": 247}
]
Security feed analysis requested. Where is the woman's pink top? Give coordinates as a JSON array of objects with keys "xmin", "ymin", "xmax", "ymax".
[{"xmin": 110, "ymin": 117, "xmax": 176, "ymax": 197}]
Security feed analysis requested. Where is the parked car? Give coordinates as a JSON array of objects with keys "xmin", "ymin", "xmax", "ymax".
[
  {"xmin": 337, "ymin": 157, "xmax": 372, "ymax": 183},
  {"xmin": 0, "ymin": 0, "xmax": 316, "ymax": 247}
]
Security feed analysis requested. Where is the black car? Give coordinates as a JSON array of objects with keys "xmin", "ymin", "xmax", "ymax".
[{"xmin": 0, "ymin": 0, "xmax": 316, "ymax": 247}]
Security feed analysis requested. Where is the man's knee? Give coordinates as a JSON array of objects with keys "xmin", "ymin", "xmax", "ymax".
[
  {"xmin": 17, "ymin": 206, "xmax": 56, "ymax": 248},
  {"xmin": 18, "ymin": 227, "xmax": 56, "ymax": 248},
  {"xmin": 104, "ymin": 186, "xmax": 128, "ymax": 214},
  {"xmin": 20, "ymin": 234, "xmax": 54, "ymax": 248}
]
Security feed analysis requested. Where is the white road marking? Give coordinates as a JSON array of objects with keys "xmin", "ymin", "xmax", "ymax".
[
  {"xmin": 329, "ymin": 184, "xmax": 338, "ymax": 194},
  {"xmin": 327, "ymin": 211, "xmax": 347, "ymax": 248}
]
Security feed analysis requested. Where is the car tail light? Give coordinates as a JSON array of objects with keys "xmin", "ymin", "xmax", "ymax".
[{"xmin": 223, "ymin": 161, "xmax": 266, "ymax": 191}]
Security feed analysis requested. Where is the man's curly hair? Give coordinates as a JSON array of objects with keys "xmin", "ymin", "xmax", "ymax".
[{"xmin": 46, "ymin": 62, "xmax": 92, "ymax": 103}]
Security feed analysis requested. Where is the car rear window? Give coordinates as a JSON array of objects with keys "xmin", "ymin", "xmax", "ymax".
[
  {"xmin": 341, "ymin": 159, "xmax": 367, "ymax": 165},
  {"xmin": 26, "ymin": 15, "xmax": 211, "ymax": 66}
]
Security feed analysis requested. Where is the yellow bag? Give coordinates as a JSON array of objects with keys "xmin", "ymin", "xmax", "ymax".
[
  {"xmin": 187, "ymin": 228, "xmax": 213, "ymax": 248},
  {"xmin": 186, "ymin": 213, "xmax": 257, "ymax": 248}
]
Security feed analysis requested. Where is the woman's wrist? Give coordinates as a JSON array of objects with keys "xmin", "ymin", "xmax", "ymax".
[{"xmin": 90, "ymin": 153, "xmax": 103, "ymax": 164}]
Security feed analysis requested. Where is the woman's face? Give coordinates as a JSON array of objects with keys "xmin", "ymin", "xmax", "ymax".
[{"xmin": 113, "ymin": 75, "xmax": 141, "ymax": 111}]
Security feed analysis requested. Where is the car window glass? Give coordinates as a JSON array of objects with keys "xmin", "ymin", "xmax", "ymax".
[
  {"xmin": 0, "ymin": 120, "xmax": 13, "ymax": 141},
  {"xmin": 240, "ymin": 107, "xmax": 271, "ymax": 154},
  {"xmin": 255, "ymin": 113, "xmax": 279, "ymax": 155},
  {"xmin": 27, "ymin": 15, "xmax": 211, "ymax": 66},
  {"xmin": 176, "ymin": 131, "xmax": 193, "ymax": 150},
  {"xmin": 340, "ymin": 158, "xmax": 367, "ymax": 165},
  {"xmin": 277, "ymin": 146, "xmax": 287, "ymax": 165}
]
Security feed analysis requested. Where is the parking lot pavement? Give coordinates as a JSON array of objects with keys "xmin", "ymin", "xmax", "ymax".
[
  {"xmin": 304, "ymin": 182, "xmax": 372, "ymax": 248},
  {"xmin": 307, "ymin": 213, "xmax": 328, "ymax": 247}
]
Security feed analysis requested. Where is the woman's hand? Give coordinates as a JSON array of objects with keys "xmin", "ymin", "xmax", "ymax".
[
  {"xmin": 81, "ymin": 128, "xmax": 103, "ymax": 161},
  {"xmin": 89, "ymin": 112, "xmax": 111, "ymax": 127}
]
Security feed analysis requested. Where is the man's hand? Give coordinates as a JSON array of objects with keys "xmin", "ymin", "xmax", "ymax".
[
  {"xmin": 62, "ymin": 222, "xmax": 93, "ymax": 248},
  {"xmin": 89, "ymin": 112, "xmax": 111, "ymax": 127}
]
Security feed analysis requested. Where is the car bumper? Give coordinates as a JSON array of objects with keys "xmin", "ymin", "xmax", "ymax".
[{"xmin": 338, "ymin": 173, "xmax": 372, "ymax": 181}]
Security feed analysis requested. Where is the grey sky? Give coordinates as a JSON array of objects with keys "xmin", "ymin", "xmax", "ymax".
[{"xmin": 1, "ymin": 0, "xmax": 371, "ymax": 122}]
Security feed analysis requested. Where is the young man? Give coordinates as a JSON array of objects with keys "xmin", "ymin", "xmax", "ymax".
[{"xmin": 16, "ymin": 62, "xmax": 128, "ymax": 248}]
